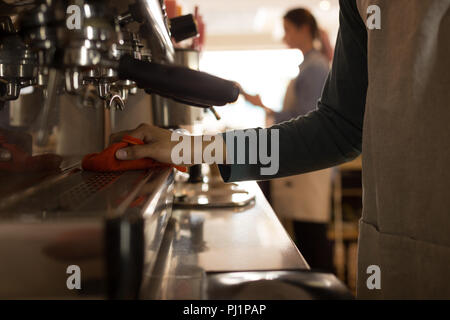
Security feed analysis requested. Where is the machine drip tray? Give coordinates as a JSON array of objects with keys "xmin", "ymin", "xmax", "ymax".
[{"xmin": 0, "ymin": 168, "xmax": 154, "ymax": 219}]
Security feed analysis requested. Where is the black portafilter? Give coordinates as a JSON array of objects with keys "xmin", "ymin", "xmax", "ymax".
[{"xmin": 117, "ymin": 55, "xmax": 240, "ymax": 108}]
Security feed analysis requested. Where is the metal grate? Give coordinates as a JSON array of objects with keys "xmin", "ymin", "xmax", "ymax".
[
  {"xmin": 2, "ymin": 171, "xmax": 124, "ymax": 214},
  {"xmin": 57, "ymin": 172, "xmax": 123, "ymax": 211}
]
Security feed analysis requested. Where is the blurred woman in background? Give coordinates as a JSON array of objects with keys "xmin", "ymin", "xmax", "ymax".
[{"xmin": 239, "ymin": 8, "xmax": 335, "ymax": 272}]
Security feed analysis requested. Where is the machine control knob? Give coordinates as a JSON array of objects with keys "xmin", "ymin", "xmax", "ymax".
[{"xmin": 169, "ymin": 14, "xmax": 198, "ymax": 43}]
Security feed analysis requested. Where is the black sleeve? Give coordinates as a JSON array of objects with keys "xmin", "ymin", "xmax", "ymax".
[{"xmin": 218, "ymin": 0, "xmax": 368, "ymax": 182}]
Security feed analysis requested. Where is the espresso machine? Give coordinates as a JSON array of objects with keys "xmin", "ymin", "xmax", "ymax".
[{"xmin": 0, "ymin": 0, "xmax": 240, "ymax": 299}]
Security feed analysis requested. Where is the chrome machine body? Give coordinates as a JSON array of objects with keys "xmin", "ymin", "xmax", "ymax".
[{"xmin": 0, "ymin": 0, "xmax": 351, "ymax": 299}]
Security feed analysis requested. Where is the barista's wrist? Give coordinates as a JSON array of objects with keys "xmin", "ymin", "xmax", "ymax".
[{"xmin": 181, "ymin": 134, "xmax": 226, "ymax": 165}]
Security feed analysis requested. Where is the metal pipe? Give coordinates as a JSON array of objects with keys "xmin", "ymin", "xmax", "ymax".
[
  {"xmin": 36, "ymin": 68, "xmax": 60, "ymax": 146},
  {"xmin": 138, "ymin": 0, "xmax": 175, "ymax": 63}
]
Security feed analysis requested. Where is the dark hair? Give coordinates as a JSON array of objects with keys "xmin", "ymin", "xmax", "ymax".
[{"xmin": 284, "ymin": 8, "xmax": 319, "ymax": 39}]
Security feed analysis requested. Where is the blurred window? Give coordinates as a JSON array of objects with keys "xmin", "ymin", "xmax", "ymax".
[{"xmin": 200, "ymin": 49, "xmax": 303, "ymax": 130}]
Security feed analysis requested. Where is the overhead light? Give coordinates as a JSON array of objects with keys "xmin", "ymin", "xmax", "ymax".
[{"xmin": 319, "ymin": 0, "xmax": 331, "ymax": 11}]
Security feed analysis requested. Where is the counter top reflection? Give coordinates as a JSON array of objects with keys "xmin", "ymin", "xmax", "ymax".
[{"xmin": 141, "ymin": 182, "xmax": 309, "ymax": 299}]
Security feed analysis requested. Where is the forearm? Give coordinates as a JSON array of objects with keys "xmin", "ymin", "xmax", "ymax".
[
  {"xmin": 217, "ymin": 0, "xmax": 368, "ymax": 182},
  {"xmin": 187, "ymin": 134, "xmax": 227, "ymax": 165},
  {"xmin": 273, "ymin": 109, "xmax": 297, "ymax": 123},
  {"xmin": 217, "ymin": 102, "xmax": 362, "ymax": 182}
]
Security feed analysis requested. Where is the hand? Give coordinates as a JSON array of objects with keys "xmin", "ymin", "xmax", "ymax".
[
  {"xmin": 242, "ymin": 92, "xmax": 264, "ymax": 108},
  {"xmin": 260, "ymin": 104, "xmax": 275, "ymax": 116},
  {"xmin": 110, "ymin": 123, "xmax": 177, "ymax": 165},
  {"xmin": 235, "ymin": 82, "xmax": 262, "ymax": 107},
  {"xmin": 236, "ymin": 84, "xmax": 275, "ymax": 115},
  {"xmin": 242, "ymin": 93, "xmax": 275, "ymax": 115}
]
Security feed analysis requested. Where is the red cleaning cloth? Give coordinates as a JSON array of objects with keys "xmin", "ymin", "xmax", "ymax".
[
  {"xmin": 0, "ymin": 135, "xmax": 62, "ymax": 172},
  {"xmin": 82, "ymin": 134, "xmax": 186, "ymax": 172}
]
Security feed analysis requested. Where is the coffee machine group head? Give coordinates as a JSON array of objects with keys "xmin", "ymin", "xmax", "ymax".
[{"xmin": 1, "ymin": 0, "xmax": 240, "ymax": 114}]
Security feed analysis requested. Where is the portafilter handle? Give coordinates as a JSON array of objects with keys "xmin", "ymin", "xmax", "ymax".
[{"xmin": 117, "ymin": 55, "xmax": 240, "ymax": 108}]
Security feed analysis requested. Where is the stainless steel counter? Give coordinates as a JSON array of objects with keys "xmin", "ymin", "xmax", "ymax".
[
  {"xmin": 0, "ymin": 166, "xmax": 351, "ymax": 299},
  {"xmin": 140, "ymin": 181, "xmax": 310, "ymax": 299}
]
